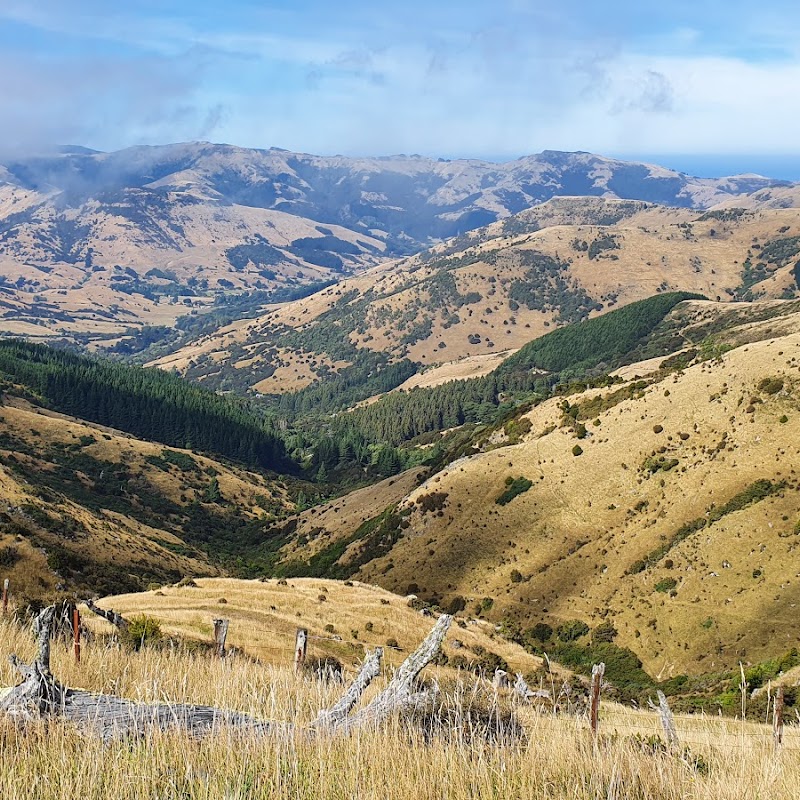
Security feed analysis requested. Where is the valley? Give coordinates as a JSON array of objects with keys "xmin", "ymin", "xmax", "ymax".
[{"xmin": 1, "ymin": 146, "xmax": 800, "ymax": 711}]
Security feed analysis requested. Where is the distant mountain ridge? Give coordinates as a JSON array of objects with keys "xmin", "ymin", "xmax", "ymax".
[
  {"xmin": 1, "ymin": 143, "xmax": 790, "ymax": 254},
  {"xmin": 0, "ymin": 142, "xmax": 794, "ymax": 345}
]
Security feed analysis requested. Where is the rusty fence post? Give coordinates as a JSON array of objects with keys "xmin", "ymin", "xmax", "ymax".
[
  {"xmin": 72, "ymin": 606, "xmax": 81, "ymax": 664},
  {"xmin": 213, "ymin": 618, "xmax": 229, "ymax": 658},
  {"xmin": 294, "ymin": 628, "xmax": 308, "ymax": 673}
]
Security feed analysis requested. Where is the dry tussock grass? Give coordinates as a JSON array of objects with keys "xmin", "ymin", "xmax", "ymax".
[{"xmin": 0, "ymin": 614, "xmax": 798, "ymax": 799}]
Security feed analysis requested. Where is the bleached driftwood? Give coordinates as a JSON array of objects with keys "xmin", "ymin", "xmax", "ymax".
[{"xmin": 0, "ymin": 606, "xmax": 452, "ymax": 741}]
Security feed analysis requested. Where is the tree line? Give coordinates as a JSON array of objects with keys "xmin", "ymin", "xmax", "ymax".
[{"xmin": 0, "ymin": 340, "xmax": 289, "ymax": 473}]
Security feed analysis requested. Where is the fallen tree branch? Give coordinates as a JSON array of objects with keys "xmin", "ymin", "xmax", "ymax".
[
  {"xmin": 312, "ymin": 647, "xmax": 384, "ymax": 729},
  {"xmin": 83, "ymin": 599, "xmax": 128, "ymax": 630},
  {"xmin": 0, "ymin": 606, "xmax": 452, "ymax": 740},
  {"xmin": 338, "ymin": 614, "xmax": 452, "ymax": 732}
]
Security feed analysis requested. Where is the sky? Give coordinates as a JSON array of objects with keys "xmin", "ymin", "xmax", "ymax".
[{"xmin": 3, "ymin": 1, "xmax": 800, "ymax": 176}]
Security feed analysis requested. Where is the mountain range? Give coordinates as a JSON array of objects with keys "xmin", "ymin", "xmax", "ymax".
[{"xmin": 0, "ymin": 143, "xmax": 794, "ymax": 345}]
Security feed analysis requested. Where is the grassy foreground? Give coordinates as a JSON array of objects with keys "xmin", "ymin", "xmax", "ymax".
[{"xmin": 0, "ymin": 616, "xmax": 798, "ymax": 799}]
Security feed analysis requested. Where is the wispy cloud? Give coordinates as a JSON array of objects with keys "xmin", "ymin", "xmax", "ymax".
[{"xmin": 0, "ymin": 1, "xmax": 799, "ymax": 158}]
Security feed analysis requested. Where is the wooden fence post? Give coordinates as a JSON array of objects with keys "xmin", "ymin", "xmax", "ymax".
[
  {"xmin": 2, "ymin": 578, "xmax": 8, "ymax": 615},
  {"xmin": 294, "ymin": 628, "xmax": 308, "ymax": 673},
  {"xmin": 212, "ymin": 618, "xmax": 229, "ymax": 658},
  {"xmin": 653, "ymin": 690, "xmax": 679, "ymax": 751},
  {"xmin": 773, "ymin": 686, "xmax": 785, "ymax": 751},
  {"xmin": 590, "ymin": 662, "xmax": 605, "ymax": 742},
  {"xmin": 72, "ymin": 606, "xmax": 81, "ymax": 664}
]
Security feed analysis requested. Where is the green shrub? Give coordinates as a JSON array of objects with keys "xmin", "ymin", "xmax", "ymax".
[
  {"xmin": 572, "ymin": 444, "xmax": 583, "ymax": 457},
  {"xmin": 446, "ymin": 595, "xmax": 466, "ymax": 614},
  {"xmin": 495, "ymin": 476, "xmax": 533, "ymax": 506},
  {"xmin": 758, "ymin": 376, "xmax": 784, "ymax": 395},
  {"xmin": 122, "ymin": 615, "xmax": 162, "ymax": 651},
  {"xmin": 593, "ymin": 621, "xmax": 618, "ymax": 643},
  {"xmin": 654, "ymin": 577, "xmax": 678, "ymax": 593},
  {"xmin": 557, "ymin": 620, "xmax": 590, "ymax": 642},
  {"xmin": 525, "ymin": 622, "xmax": 553, "ymax": 643}
]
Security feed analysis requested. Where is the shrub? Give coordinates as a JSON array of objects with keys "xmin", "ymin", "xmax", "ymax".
[
  {"xmin": 654, "ymin": 577, "xmax": 678, "ymax": 593},
  {"xmin": 758, "ymin": 376, "xmax": 784, "ymax": 395},
  {"xmin": 572, "ymin": 444, "xmax": 583, "ymax": 457},
  {"xmin": 122, "ymin": 615, "xmax": 162, "ymax": 651},
  {"xmin": 386, "ymin": 637, "xmax": 400, "ymax": 649},
  {"xmin": 474, "ymin": 650, "xmax": 508, "ymax": 675},
  {"xmin": 495, "ymin": 476, "xmax": 533, "ymax": 505},
  {"xmin": 525, "ymin": 622, "xmax": 553, "ymax": 643},
  {"xmin": 446, "ymin": 595, "xmax": 466, "ymax": 614},
  {"xmin": 557, "ymin": 620, "xmax": 590, "ymax": 642},
  {"xmin": 0, "ymin": 546, "xmax": 20, "ymax": 568},
  {"xmin": 176, "ymin": 577, "xmax": 197, "ymax": 588},
  {"xmin": 509, "ymin": 569, "xmax": 524, "ymax": 584},
  {"xmin": 593, "ymin": 621, "xmax": 618, "ymax": 643}
]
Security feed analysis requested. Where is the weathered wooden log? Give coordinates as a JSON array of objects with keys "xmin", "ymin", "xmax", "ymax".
[
  {"xmin": 338, "ymin": 614, "xmax": 452, "ymax": 732},
  {"xmin": 312, "ymin": 647, "xmax": 384, "ymax": 729},
  {"xmin": 0, "ymin": 607, "xmax": 452, "ymax": 741},
  {"xmin": 83, "ymin": 599, "xmax": 128, "ymax": 630}
]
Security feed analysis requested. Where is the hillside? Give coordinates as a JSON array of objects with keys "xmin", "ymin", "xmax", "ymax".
[
  {"xmin": 0, "ymin": 145, "xmax": 790, "ymax": 348},
  {"xmin": 270, "ymin": 300, "xmax": 800, "ymax": 678},
  {"xmin": 85, "ymin": 577, "xmax": 544, "ymax": 677},
  {"xmin": 0, "ymin": 390, "xmax": 298, "ymax": 602},
  {"xmin": 152, "ymin": 198, "xmax": 800, "ymax": 398}
]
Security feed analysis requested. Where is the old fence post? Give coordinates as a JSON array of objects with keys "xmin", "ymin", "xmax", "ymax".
[
  {"xmin": 72, "ymin": 606, "xmax": 81, "ymax": 664},
  {"xmin": 493, "ymin": 668, "xmax": 509, "ymax": 690},
  {"xmin": 654, "ymin": 690, "xmax": 678, "ymax": 751},
  {"xmin": 212, "ymin": 618, "xmax": 229, "ymax": 658},
  {"xmin": 590, "ymin": 662, "xmax": 605, "ymax": 742},
  {"xmin": 773, "ymin": 686, "xmax": 785, "ymax": 751},
  {"xmin": 2, "ymin": 579, "xmax": 8, "ymax": 615},
  {"xmin": 294, "ymin": 628, "xmax": 308, "ymax": 673}
]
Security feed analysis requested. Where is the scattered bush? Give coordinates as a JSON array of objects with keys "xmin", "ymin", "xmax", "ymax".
[
  {"xmin": 654, "ymin": 577, "xmax": 678, "ymax": 593},
  {"xmin": 557, "ymin": 620, "xmax": 590, "ymax": 642},
  {"xmin": 572, "ymin": 444, "xmax": 583, "ymax": 457},
  {"xmin": 121, "ymin": 615, "xmax": 162, "ymax": 651},
  {"xmin": 593, "ymin": 621, "xmax": 618, "ymax": 643},
  {"xmin": 495, "ymin": 476, "xmax": 533, "ymax": 505},
  {"xmin": 758, "ymin": 376, "xmax": 784, "ymax": 395}
]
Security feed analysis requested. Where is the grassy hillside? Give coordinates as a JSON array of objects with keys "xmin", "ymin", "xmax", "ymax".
[
  {"xmin": 270, "ymin": 302, "xmax": 800, "ymax": 682},
  {"xmin": 85, "ymin": 577, "xmax": 543, "ymax": 677},
  {"xmin": 0, "ymin": 394, "xmax": 298, "ymax": 600},
  {"xmin": 150, "ymin": 198, "xmax": 800, "ymax": 398}
]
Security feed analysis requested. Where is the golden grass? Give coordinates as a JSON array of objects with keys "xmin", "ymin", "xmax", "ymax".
[
  {"xmin": 85, "ymin": 578, "xmax": 544, "ymax": 677},
  {"xmin": 347, "ymin": 326, "xmax": 800, "ymax": 676},
  {"xmin": 0, "ymin": 614, "xmax": 798, "ymax": 800}
]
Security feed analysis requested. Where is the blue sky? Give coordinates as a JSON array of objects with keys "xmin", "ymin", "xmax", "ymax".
[{"xmin": 2, "ymin": 1, "xmax": 800, "ymax": 174}]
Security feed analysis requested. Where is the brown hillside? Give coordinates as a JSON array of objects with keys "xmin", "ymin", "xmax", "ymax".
[
  {"xmin": 87, "ymin": 577, "xmax": 545, "ymax": 677},
  {"xmin": 0, "ymin": 398, "xmax": 292, "ymax": 600},
  {"xmin": 154, "ymin": 198, "xmax": 800, "ymax": 394},
  {"xmin": 274, "ymin": 302, "xmax": 800, "ymax": 677}
]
